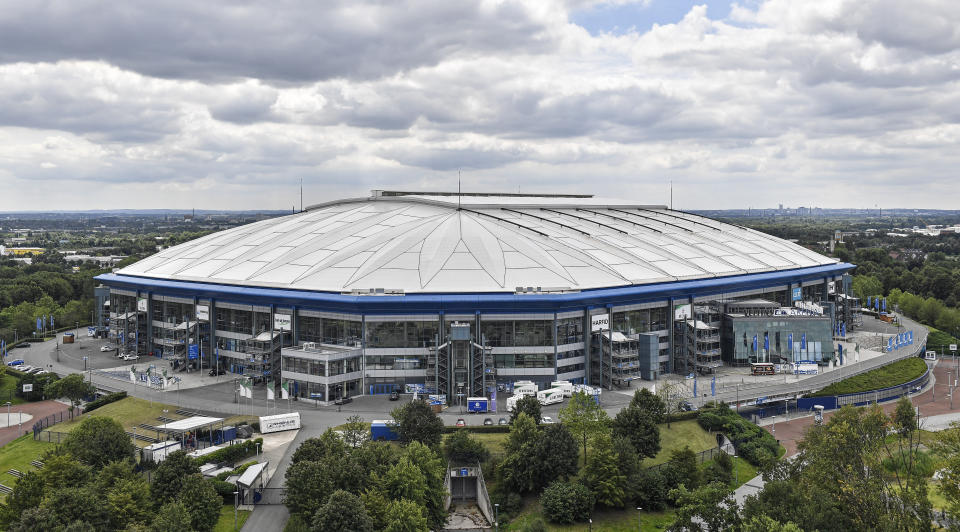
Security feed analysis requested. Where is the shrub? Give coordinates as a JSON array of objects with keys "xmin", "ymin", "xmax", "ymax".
[
  {"xmin": 83, "ymin": 391, "xmax": 127, "ymax": 412},
  {"xmin": 808, "ymin": 357, "xmax": 927, "ymax": 397},
  {"xmin": 193, "ymin": 438, "xmax": 264, "ymax": 466},
  {"xmin": 540, "ymin": 481, "xmax": 594, "ymax": 524},
  {"xmin": 443, "ymin": 430, "xmax": 490, "ymax": 464},
  {"xmin": 208, "ymin": 479, "xmax": 236, "ymax": 503},
  {"xmin": 697, "ymin": 403, "xmax": 779, "ymax": 467},
  {"xmin": 519, "ymin": 517, "xmax": 548, "ymax": 532},
  {"xmin": 283, "ymin": 514, "xmax": 310, "ymax": 532}
]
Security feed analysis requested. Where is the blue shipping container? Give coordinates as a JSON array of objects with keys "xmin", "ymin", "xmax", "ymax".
[{"xmin": 371, "ymin": 421, "xmax": 399, "ymax": 441}]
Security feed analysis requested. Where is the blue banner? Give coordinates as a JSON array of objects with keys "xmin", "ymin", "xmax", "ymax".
[
  {"xmin": 36, "ymin": 317, "xmax": 41, "ymax": 331},
  {"xmin": 838, "ymin": 344, "xmax": 843, "ymax": 365},
  {"xmin": 764, "ymin": 333, "xmax": 769, "ymax": 351},
  {"xmin": 711, "ymin": 377, "xmax": 715, "ymax": 396},
  {"xmin": 867, "ymin": 296, "xmax": 871, "ymax": 308},
  {"xmin": 788, "ymin": 333, "xmax": 793, "ymax": 350},
  {"xmin": 792, "ymin": 287, "xmax": 802, "ymax": 301},
  {"xmin": 752, "ymin": 335, "xmax": 758, "ymax": 352},
  {"xmin": 882, "ymin": 298, "xmax": 886, "ymax": 312},
  {"xmin": 841, "ymin": 322, "xmax": 846, "ymax": 337},
  {"xmin": 801, "ymin": 333, "xmax": 807, "ymax": 350},
  {"xmin": 888, "ymin": 337, "xmax": 893, "ymax": 351},
  {"xmin": 188, "ymin": 344, "xmax": 199, "ymax": 360}
]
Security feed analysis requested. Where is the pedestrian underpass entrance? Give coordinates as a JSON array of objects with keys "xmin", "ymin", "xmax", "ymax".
[{"xmin": 444, "ymin": 464, "xmax": 494, "ymax": 531}]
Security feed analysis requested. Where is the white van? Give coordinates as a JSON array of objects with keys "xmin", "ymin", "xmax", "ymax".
[
  {"xmin": 550, "ymin": 380, "xmax": 574, "ymax": 397},
  {"xmin": 514, "ymin": 383, "xmax": 539, "ymax": 397},
  {"xmin": 506, "ymin": 394, "xmax": 524, "ymax": 412},
  {"xmin": 537, "ymin": 387, "xmax": 564, "ymax": 406}
]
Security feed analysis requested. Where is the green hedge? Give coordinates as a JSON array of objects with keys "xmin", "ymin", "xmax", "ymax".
[
  {"xmin": 442, "ymin": 425, "xmax": 510, "ymax": 434},
  {"xmin": 698, "ymin": 403, "xmax": 778, "ymax": 467},
  {"xmin": 666, "ymin": 411, "xmax": 700, "ymax": 423},
  {"xmin": 83, "ymin": 391, "xmax": 127, "ymax": 412},
  {"xmin": 194, "ymin": 438, "xmax": 264, "ymax": 466},
  {"xmin": 807, "ymin": 357, "xmax": 928, "ymax": 397}
]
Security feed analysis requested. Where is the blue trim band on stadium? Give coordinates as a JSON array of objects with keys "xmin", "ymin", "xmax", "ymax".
[{"xmin": 96, "ymin": 262, "xmax": 853, "ymax": 315}]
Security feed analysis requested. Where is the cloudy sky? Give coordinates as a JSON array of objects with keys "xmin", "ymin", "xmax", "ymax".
[{"xmin": 1, "ymin": 0, "xmax": 958, "ymax": 211}]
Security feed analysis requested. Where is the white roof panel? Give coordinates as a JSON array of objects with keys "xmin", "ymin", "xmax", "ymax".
[{"xmin": 118, "ymin": 192, "xmax": 838, "ymax": 293}]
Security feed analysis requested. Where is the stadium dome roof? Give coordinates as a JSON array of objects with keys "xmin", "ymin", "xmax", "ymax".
[{"xmin": 118, "ymin": 191, "xmax": 838, "ymax": 294}]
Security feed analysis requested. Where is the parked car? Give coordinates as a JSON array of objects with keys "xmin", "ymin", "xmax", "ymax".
[
  {"xmin": 483, "ymin": 418, "xmax": 493, "ymax": 426},
  {"xmin": 27, "ymin": 367, "xmax": 44, "ymax": 374},
  {"xmin": 498, "ymin": 417, "xmax": 508, "ymax": 425},
  {"xmin": 19, "ymin": 365, "xmax": 34, "ymax": 372},
  {"xmin": 678, "ymin": 401, "xmax": 697, "ymax": 412},
  {"xmin": 121, "ymin": 354, "xmax": 139, "ymax": 361},
  {"xmin": 209, "ymin": 367, "xmax": 225, "ymax": 376},
  {"xmin": 15, "ymin": 343, "xmax": 30, "ymax": 348},
  {"xmin": 456, "ymin": 418, "xmax": 466, "ymax": 427},
  {"xmin": 100, "ymin": 345, "xmax": 114, "ymax": 352},
  {"xmin": 334, "ymin": 395, "xmax": 353, "ymax": 405},
  {"xmin": 6, "ymin": 360, "xmax": 24, "ymax": 367},
  {"xmin": 389, "ymin": 390, "xmax": 400, "ymax": 401},
  {"xmin": 541, "ymin": 416, "xmax": 555, "ymax": 424}
]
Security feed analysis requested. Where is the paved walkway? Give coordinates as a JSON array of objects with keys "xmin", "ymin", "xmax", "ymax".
[{"xmin": 0, "ymin": 400, "xmax": 72, "ymax": 446}]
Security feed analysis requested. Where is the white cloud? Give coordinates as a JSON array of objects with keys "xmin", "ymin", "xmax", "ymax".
[{"xmin": 0, "ymin": 0, "xmax": 958, "ymax": 210}]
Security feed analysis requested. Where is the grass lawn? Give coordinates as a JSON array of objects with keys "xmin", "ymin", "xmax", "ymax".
[
  {"xmin": 809, "ymin": 357, "xmax": 928, "ymax": 397},
  {"xmin": 213, "ymin": 505, "xmax": 250, "ymax": 532},
  {"xmin": 0, "ymin": 434, "xmax": 55, "ymax": 495},
  {"xmin": 507, "ymin": 499, "xmax": 676, "ymax": 531},
  {"xmin": 0, "ymin": 374, "xmax": 26, "ymax": 406},
  {"xmin": 43, "ymin": 396, "xmax": 181, "ymax": 447},
  {"xmin": 928, "ymin": 480, "xmax": 949, "ymax": 511},
  {"xmin": 648, "ymin": 419, "xmax": 718, "ymax": 466}
]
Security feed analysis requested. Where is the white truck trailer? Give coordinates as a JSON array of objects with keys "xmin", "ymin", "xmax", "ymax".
[{"xmin": 537, "ymin": 387, "xmax": 564, "ymax": 406}]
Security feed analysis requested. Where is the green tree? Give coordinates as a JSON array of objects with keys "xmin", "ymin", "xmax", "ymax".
[
  {"xmin": 612, "ymin": 402, "xmax": 661, "ymax": 459},
  {"xmin": 178, "ymin": 474, "xmax": 221, "ymax": 532},
  {"xmin": 41, "ymin": 485, "xmax": 112, "ymax": 531},
  {"xmin": 851, "ymin": 274, "xmax": 883, "ymax": 301},
  {"xmin": 150, "ymin": 501, "xmax": 193, "ymax": 532},
  {"xmin": 383, "ymin": 499, "xmax": 429, "ymax": 532},
  {"xmin": 741, "ymin": 515, "xmax": 803, "ymax": 532},
  {"xmin": 342, "ymin": 415, "xmax": 368, "ymax": 448},
  {"xmin": 292, "ymin": 430, "xmax": 349, "ymax": 464},
  {"xmin": 669, "ymin": 482, "xmax": 741, "ymax": 532},
  {"xmin": 63, "ymin": 416, "xmax": 135, "ymax": 468},
  {"xmin": 46, "ymin": 373, "xmax": 96, "ymax": 416},
  {"xmin": 150, "ymin": 450, "xmax": 199, "ymax": 503},
  {"xmin": 0, "ymin": 470, "xmax": 45, "ymax": 527},
  {"xmin": 40, "ymin": 453, "xmax": 91, "ymax": 491},
  {"xmin": 391, "ymin": 400, "xmax": 444, "ymax": 447},
  {"xmin": 530, "ymin": 423, "xmax": 580, "ymax": 492},
  {"xmin": 284, "ymin": 456, "xmax": 365, "ymax": 518},
  {"xmin": 504, "ymin": 412, "xmax": 538, "ymax": 454},
  {"xmin": 582, "ymin": 432, "xmax": 627, "ymax": 508},
  {"xmin": 106, "ymin": 477, "xmax": 153, "ymax": 530},
  {"xmin": 312, "ymin": 490, "xmax": 373, "ymax": 532},
  {"xmin": 443, "ymin": 430, "xmax": 490, "ymax": 464},
  {"xmin": 559, "ymin": 391, "xmax": 609, "ymax": 466},
  {"xmin": 628, "ymin": 387, "xmax": 666, "ymax": 422},
  {"xmin": 510, "ymin": 395, "xmax": 542, "ymax": 425},
  {"xmin": 397, "ymin": 442, "xmax": 448, "ymax": 530},
  {"xmin": 539, "ymin": 481, "xmax": 594, "ymax": 524}
]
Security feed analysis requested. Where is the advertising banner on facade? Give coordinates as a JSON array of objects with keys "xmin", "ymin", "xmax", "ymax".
[
  {"xmin": 674, "ymin": 303, "xmax": 692, "ymax": 320},
  {"xmin": 196, "ymin": 305, "xmax": 209, "ymax": 321},
  {"xmin": 792, "ymin": 287, "xmax": 802, "ymax": 301},
  {"xmin": 259, "ymin": 412, "xmax": 301, "ymax": 433},
  {"xmin": 591, "ymin": 313, "xmax": 609, "ymax": 332},
  {"xmin": 273, "ymin": 313, "xmax": 292, "ymax": 331},
  {"xmin": 137, "ymin": 298, "xmax": 148, "ymax": 312}
]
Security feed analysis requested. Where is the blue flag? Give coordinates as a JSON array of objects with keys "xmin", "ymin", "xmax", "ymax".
[
  {"xmin": 51, "ymin": 315, "xmax": 54, "ymax": 329},
  {"xmin": 693, "ymin": 378, "xmax": 697, "ymax": 397},
  {"xmin": 711, "ymin": 376, "xmax": 716, "ymax": 396},
  {"xmin": 801, "ymin": 333, "xmax": 807, "ymax": 350},
  {"xmin": 882, "ymin": 298, "xmax": 886, "ymax": 312},
  {"xmin": 838, "ymin": 344, "xmax": 843, "ymax": 364},
  {"xmin": 841, "ymin": 322, "xmax": 846, "ymax": 337},
  {"xmin": 752, "ymin": 335, "xmax": 758, "ymax": 352},
  {"xmin": 867, "ymin": 296, "xmax": 871, "ymax": 308},
  {"xmin": 764, "ymin": 333, "xmax": 769, "ymax": 351},
  {"xmin": 787, "ymin": 333, "xmax": 793, "ymax": 350},
  {"xmin": 36, "ymin": 317, "xmax": 41, "ymax": 331},
  {"xmin": 888, "ymin": 337, "xmax": 893, "ymax": 351}
]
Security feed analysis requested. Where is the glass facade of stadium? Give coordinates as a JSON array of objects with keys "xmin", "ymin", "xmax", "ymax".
[{"xmin": 101, "ymin": 264, "xmax": 851, "ymax": 402}]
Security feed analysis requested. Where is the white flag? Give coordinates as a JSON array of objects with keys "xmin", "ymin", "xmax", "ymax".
[
  {"xmin": 281, "ymin": 381, "xmax": 289, "ymax": 400},
  {"xmin": 129, "ymin": 366, "xmax": 136, "ymax": 383},
  {"xmin": 651, "ymin": 384, "xmax": 656, "ymax": 395},
  {"xmin": 244, "ymin": 378, "xmax": 253, "ymax": 398},
  {"xmin": 266, "ymin": 381, "xmax": 275, "ymax": 401}
]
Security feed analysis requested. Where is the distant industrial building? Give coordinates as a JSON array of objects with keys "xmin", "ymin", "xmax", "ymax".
[{"xmin": 97, "ymin": 191, "xmax": 854, "ymax": 402}]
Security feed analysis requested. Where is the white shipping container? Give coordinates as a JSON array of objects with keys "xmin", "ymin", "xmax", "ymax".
[
  {"xmin": 259, "ymin": 412, "xmax": 302, "ymax": 434},
  {"xmin": 143, "ymin": 440, "xmax": 181, "ymax": 463},
  {"xmin": 514, "ymin": 384, "xmax": 539, "ymax": 397},
  {"xmin": 506, "ymin": 394, "xmax": 523, "ymax": 412}
]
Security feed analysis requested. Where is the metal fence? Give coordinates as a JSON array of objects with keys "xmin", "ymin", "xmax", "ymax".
[
  {"xmin": 644, "ymin": 446, "xmax": 724, "ymax": 473},
  {"xmin": 34, "ymin": 430, "xmax": 70, "ymax": 444}
]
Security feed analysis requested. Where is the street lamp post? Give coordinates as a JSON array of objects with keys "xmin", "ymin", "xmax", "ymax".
[
  {"xmin": 734, "ymin": 454, "xmax": 739, "ymax": 485},
  {"xmin": 5, "ymin": 402, "xmax": 10, "ymax": 426},
  {"xmin": 494, "ymin": 503, "xmax": 499, "ymax": 532},
  {"xmin": 233, "ymin": 491, "xmax": 239, "ymax": 531},
  {"xmin": 736, "ymin": 384, "xmax": 740, "ymax": 413},
  {"xmin": 637, "ymin": 507, "xmax": 643, "ymax": 531},
  {"xmin": 772, "ymin": 415, "xmax": 776, "ymax": 441}
]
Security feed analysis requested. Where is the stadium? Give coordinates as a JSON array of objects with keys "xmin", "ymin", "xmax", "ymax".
[{"xmin": 96, "ymin": 190, "xmax": 855, "ymax": 403}]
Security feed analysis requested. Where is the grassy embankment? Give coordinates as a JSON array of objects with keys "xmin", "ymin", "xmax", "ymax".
[{"xmin": 808, "ymin": 357, "xmax": 928, "ymax": 397}]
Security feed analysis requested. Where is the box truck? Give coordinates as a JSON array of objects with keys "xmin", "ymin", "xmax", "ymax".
[
  {"xmin": 506, "ymin": 394, "xmax": 524, "ymax": 412},
  {"xmin": 550, "ymin": 380, "xmax": 574, "ymax": 397},
  {"xmin": 467, "ymin": 397, "xmax": 489, "ymax": 413},
  {"xmin": 514, "ymin": 383, "xmax": 539, "ymax": 397},
  {"xmin": 537, "ymin": 387, "xmax": 564, "ymax": 406}
]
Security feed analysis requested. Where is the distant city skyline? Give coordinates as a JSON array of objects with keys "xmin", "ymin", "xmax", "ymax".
[{"xmin": 0, "ymin": 1, "xmax": 958, "ymax": 210}]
